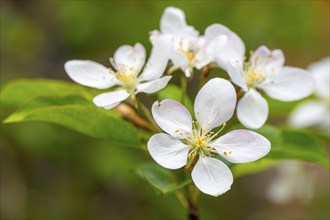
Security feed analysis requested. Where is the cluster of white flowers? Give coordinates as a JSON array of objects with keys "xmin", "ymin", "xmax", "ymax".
[{"xmin": 64, "ymin": 7, "xmax": 318, "ymax": 197}]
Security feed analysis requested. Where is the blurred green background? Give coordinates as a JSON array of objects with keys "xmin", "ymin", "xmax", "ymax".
[{"xmin": 1, "ymin": 1, "xmax": 329, "ymax": 219}]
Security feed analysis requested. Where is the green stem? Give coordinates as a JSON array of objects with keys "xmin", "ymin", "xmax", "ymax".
[
  {"xmin": 135, "ymin": 97, "xmax": 161, "ymax": 133},
  {"xmin": 174, "ymin": 182, "xmax": 200, "ymax": 220},
  {"xmin": 187, "ymin": 184, "xmax": 199, "ymax": 220},
  {"xmin": 175, "ymin": 190, "xmax": 189, "ymax": 209},
  {"xmin": 188, "ymin": 200, "xmax": 199, "ymax": 220}
]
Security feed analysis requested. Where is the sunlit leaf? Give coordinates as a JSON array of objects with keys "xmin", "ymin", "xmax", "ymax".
[
  {"xmin": 0, "ymin": 79, "xmax": 96, "ymax": 106},
  {"xmin": 257, "ymin": 125, "xmax": 329, "ymax": 167},
  {"xmin": 231, "ymin": 159, "xmax": 278, "ymax": 178},
  {"xmin": 3, "ymin": 95, "xmax": 141, "ymax": 147},
  {"xmin": 266, "ymin": 96, "xmax": 299, "ymax": 116},
  {"xmin": 137, "ymin": 163, "xmax": 191, "ymax": 196}
]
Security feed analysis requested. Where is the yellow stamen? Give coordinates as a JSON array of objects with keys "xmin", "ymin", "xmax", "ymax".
[
  {"xmin": 194, "ymin": 136, "xmax": 208, "ymax": 148},
  {"xmin": 244, "ymin": 68, "xmax": 266, "ymax": 88}
]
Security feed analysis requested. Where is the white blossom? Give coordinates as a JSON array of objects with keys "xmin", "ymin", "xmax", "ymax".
[
  {"xmin": 150, "ymin": 7, "xmax": 229, "ymax": 77},
  {"xmin": 289, "ymin": 57, "xmax": 329, "ymax": 132},
  {"xmin": 64, "ymin": 39, "xmax": 171, "ymax": 109},
  {"xmin": 215, "ymin": 36, "xmax": 315, "ymax": 129},
  {"xmin": 147, "ymin": 78, "xmax": 271, "ymax": 196}
]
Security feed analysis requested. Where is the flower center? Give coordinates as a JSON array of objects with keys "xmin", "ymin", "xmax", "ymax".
[
  {"xmin": 180, "ymin": 121, "xmax": 226, "ymax": 170},
  {"xmin": 178, "ymin": 38, "xmax": 198, "ymax": 68},
  {"xmin": 109, "ymin": 59, "xmax": 140, "ymax": 95},
  {"xmin": 243, "ymin": 62, "xmax": 266, "ymax": 88},
  {"xmin": 114, "ymin": 71, "xmax": 138, "ymax": 95},
  {"xmin": 194, "ymin": 136, "xmax": 208, "ymax": 148},
  {"xmin": 182, "ymin": 49, "xmax": 196, "ymax": 63}
]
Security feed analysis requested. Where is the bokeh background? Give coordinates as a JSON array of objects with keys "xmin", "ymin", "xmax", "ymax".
[{"xmin": 1, "ymin": 1, "xmax": 329, "ymax": 219}]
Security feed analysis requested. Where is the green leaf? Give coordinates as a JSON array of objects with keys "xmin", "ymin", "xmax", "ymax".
[
  {"xmin": 266, "ymin": 96, "xmax": 299, "ymax": 116},
  {"xmin": 257, "ymin": 125, "xmax": 329, "ymax": 167},
  {"xmin": 3, "ymin": 95, "xmax": 141, "ymax": 147},
  {"xmin": 157, "ymin": 84, "xmax": 193, "ymax": 113},
  {"xmin": 0, "ymin": 79, "xmax": 96, "ymax": 107},
  {"xmin": 137, "ymin": 163, "xmax": 191, "ymax": 196},
  {"xmin": 232, "ymin": 159, "xmax": 278, "ymax": 178}
]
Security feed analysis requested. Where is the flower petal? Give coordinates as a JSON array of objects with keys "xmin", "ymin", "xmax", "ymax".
[
  {"xmin": 152, "ymin": 99, "xmax": 192, "ymax": 139},
  {"xmin": 147, "ymin": 133, "xmax": 190, "ymax": 169},
  {"xmin": 191, "ymin": 156, "xmax": 233, "ymax": 197},
  {"xmin": 93, "ymin": 90, "xmax": 130, "ymax": 110},
  {"xmin": 237, "ymin": 89, "xmax": 268, "ymax": 129},
  {"xmin": 250, "ymin": 45, "xmax": 285, "ymax": 75},
  {"xmin": 136, "ymin": 76, "xmax": 172, "ymax": 94},
  {"xmin": 139, "ymin": 36, "xmax": 171, "ymax": 81},
  {"xmin": 195, "ymin": 35, "xmax": 228, "ymax": 69},
  {"xmin": 289, "ymin": 100, "xmax": 329, "ymax": 129},
  {"xmin": 212, "ymin": 129, "xmax": 271, "ymax": 163},
  {"xmin": 160, "ymin": 7, "xmax": 187, "ymax": 35},
  {"xmin": 258, "ymin": 66, "xmax": 315, "ymax": 101},
  {"xmin": 308, "ymin": 57, "xmax": 330, "ymax": 99},
  {"xmin": 170, "ymin": 50, "xmax": 190, "ymax": 75},
  {"xmin": 206, "ymin": 24, "xmax": 245, "ymax": 71},
  {"xmin": 64, "ymin": 60, "xmax": 118, "ymax": 89},
  {"xmin": 227, "ymin": 60, "xmax": 248, "ymax": 91},
  {"xmin": 194, "ymin": 78, "xmax": 236, "ymax": 133},
  {"xmin": 113, "ymin": 43, "xmax": 146, "ymax": 74}
]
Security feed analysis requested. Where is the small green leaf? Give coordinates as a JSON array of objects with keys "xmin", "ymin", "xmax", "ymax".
[
  {"xmin": 257, "ymin": 125, "xmax": 329, "ymax": 167},
  {"xmin": 232, "ymin": 159, "xmax": 278, "ymax": 178},
  {"xmin": 3, "ymin": 95, "xmax": 140, "ymax": 147},
  {"xmin": 157, "ymin": 84, "xmax": 193, "ymax": 113},
  {"xmin": 266, "ymin": 97, "xmax": 300, "ymax": 116},
  {"xmin": 0, "ymin": 79, "xmax": 96, "ymax": 106},
  {"xmin": 269, "ymin": 130, "xmax": 329, "ymax": 167},
  {"xmin": 137, "ymin": 163, "xmax": 191, "ymax": 196}
]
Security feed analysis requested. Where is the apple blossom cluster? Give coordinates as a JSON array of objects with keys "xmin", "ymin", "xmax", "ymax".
[{"xmin": 64, "ymin": 7, "xmax": 317, "ymax": 197}]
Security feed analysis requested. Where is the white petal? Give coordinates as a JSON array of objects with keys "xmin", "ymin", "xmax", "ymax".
[
  {"xmin": 170, "ymin": 49, "xmax": 190, "ymax": 73},
  {"xmin": 147, "ymin": 133, "xmax": 190, "ymax": 169},
  {"xmin": 194, "ymin": 78, "xmax": 236, "ymax": 133},
  {"xmin": 206, "ymin": 24, "xmax": 245, "ymax": 71},
  {"xmin": 250, "ymin": 45, "xmax": 285, "ymax": 75},
  {"xmin": 289, "ymin": 100, "xmax": 329, "ymax": 129},
  {"xmin": 159, "ymin": 7, "xmax": 198, "ymax": 38},
  {"xmin": 191, "ymin": 156, "xmax": 233, "ymax": 197},
  {"xmin": 194, "ymin": 35, "xmax": 228, "ymax": 69},
  {"xmin": 113, "ymin": 43, "xmax": 146, "ymax": 74},
  {"xmin": 93, "ymin": 90, "xmax": 130, "ymax": 110},
  {"xmin": 184, "ymin": 68, "xmax": 191, "ymax": 78},
  {"xmin": 139, "ymin": 35, "xmax": 171, "ymax": 81},
  {"xmin": 258, "ymin": 66, "xmax": 315, "ymax": 101},
  {"xmin": 212, "ymin": 129, "xmax": 271, "ymax": 163},
  {"xmin": 152, "ymin": 99, "xmax": 192, "ymax": 138},
  {"xmin": 160, "ymin": 7, "xmax": 187, "ymax": 35},
  {"xmin": 237, "ymin": 89, "xmax": 268, "ymax": 129},
  {"xmin": 136, "ymin": 76, "xmax": 172, "ymax": 94},
  {"xmin": 227, "ymin": 60, "xmax": 248, "ymax": 91},
  {"xmin": 64, "ymin": 60, "xmax": 118, "ymax": 89},
  {"xmin": 308, "ymin": 57, "xmax": 330, "ymax": 99}
]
